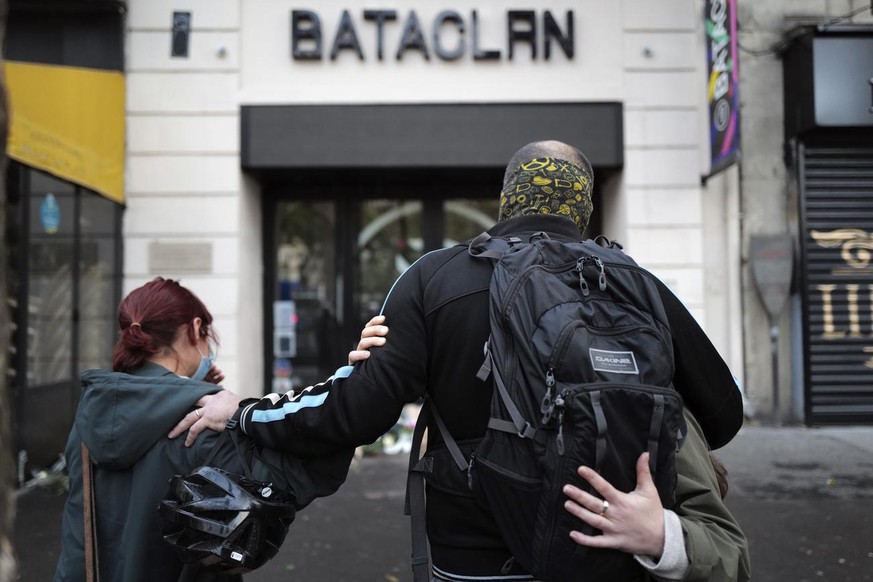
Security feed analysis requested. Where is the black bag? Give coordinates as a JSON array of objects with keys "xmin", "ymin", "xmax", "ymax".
[{"xmin": 406, "ymin": 231, "xmax": 686, "ymax": 582}]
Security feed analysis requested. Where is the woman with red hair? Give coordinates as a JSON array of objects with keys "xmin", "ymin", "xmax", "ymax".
[{"xmin": 54, "ymin": 277, "xmax": 385, "ymax": 582}]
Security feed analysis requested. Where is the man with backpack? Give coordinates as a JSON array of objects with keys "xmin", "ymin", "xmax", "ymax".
[{"xmin": 188, "ymin": 140, "xmax": 750, "ymax": 582}]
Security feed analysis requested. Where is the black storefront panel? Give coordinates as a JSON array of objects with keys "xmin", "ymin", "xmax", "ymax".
[
  {"xmin": 241, "ymin": 102, "xmax": 624, "ymax": 170},
  {"xmin": 783, "ymin": 25, "xmax": 873, "ymax": 141}
]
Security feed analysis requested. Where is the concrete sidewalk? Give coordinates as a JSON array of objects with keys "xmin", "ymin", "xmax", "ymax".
[
  {"xmin": 717, "ymin": 422, "xmax": 873, "ymax": 500},
  {"xmin": 715, "ymin": 422, "xmax": 873, "ymax": 582},
  {"xmin": 11, "ymin": 421, "xmax": 873, "ymax": 581}
]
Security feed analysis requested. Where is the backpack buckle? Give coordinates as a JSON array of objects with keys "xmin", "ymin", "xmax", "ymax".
[{"xmin": 517, "ymin": 422, "xmax": 534, "ymax": 439}]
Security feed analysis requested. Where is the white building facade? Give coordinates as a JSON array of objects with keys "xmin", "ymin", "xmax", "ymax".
[{"xmin": 125, "ymin": 0, "xmax": 746, "ymax": 402}]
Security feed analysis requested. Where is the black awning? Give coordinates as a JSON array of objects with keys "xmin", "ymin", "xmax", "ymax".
[{"xmin": 241, "ymin": 102, "xmax": 623, "ymax": 170}]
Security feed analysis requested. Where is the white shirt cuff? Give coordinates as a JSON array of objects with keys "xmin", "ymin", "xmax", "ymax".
[{"xmin": 633, "ymin": 509, "xmax": 690, "ymax": 581}]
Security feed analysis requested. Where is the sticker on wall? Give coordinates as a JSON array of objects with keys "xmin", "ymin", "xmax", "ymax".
[{"xmin": 40, "ymin": 193, "xmax": 61, "ymax": 234}]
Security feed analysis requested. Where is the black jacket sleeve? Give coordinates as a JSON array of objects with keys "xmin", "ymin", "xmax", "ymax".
[
  {"xmin": 239, "ymin": 259, "xmax": 431, "ymax": 456},
  {"xmin": 250, "ymin": 441, "xmax": 355, "ymax": 509},
  {"xmin": 184, "ymin": 426, "xmax": 354, "ymax": 510},
  {"xmin": 654, "ymin": 279, "xmax": 744, "ymax": 450}
]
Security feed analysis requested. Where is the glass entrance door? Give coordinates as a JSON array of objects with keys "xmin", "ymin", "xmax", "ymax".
[
  {"xmin": 272, "ymin": 200, "xmax": 341, "ymax": 391},
  {"xmin": 269, "ymin": 195, "xmax": 497, "ymax": 392},
  {"xmin": 355, "ymin": 197, "xmax": 499, "ymax": 328},
  {"xmin": 356, "ymin": 199, "xmax": 425, "ymax": 326}
]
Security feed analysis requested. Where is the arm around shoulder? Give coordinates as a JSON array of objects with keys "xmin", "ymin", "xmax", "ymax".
[{"xmin": 673, "ymin": 410, "xmax": 751, "ymax": 582}]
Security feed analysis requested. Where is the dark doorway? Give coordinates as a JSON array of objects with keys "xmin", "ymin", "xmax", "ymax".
[
  {"xmin": 262, "ymin": 170, "xmax": 500, "ymax": 390},
  {"xmin": 261, "ymin": 168, "xmax": 604, "ymax": 392}
]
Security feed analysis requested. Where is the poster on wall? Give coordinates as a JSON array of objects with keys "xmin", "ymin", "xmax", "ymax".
[{"xmin": 704, "ymin": 0, "xmax": 740, "ymax": 179}]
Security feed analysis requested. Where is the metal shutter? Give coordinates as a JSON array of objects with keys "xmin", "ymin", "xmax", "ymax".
[{"xmin": 799, "ymin": 136, "xmax": 873, "ymax": 424}]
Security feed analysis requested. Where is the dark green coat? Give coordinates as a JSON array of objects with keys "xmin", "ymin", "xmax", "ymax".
[{"xmin": 53, "ymin": 363, "xmax": 353, "ymax": 582}]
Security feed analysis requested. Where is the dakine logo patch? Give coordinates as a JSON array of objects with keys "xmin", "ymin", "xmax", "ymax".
[{"xmin": 590, "ymin": 348, "xmax": 639, "ymax": 375}]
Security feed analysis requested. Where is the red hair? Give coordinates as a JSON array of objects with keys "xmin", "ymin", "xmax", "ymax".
[{"xmin": 111, "ymin": 277, "xmax": 217, "ymax": 373}]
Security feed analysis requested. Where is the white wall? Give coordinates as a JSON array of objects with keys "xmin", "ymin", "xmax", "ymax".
[
  {"xmin": 125, "ymin": 0, "xmax": 264, "ymax": 396},
  {"xmin": 238, "ymin": 0, "xmax": 623, "ymax": 104},
  {"xmin": 619, "ymin": 1, "xmax": 714, "ymax": 328}
]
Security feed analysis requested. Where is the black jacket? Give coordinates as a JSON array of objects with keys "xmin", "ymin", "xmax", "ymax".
[{"xmin": 240, "ymin": 214, "xmax": 744, "ymax": 579}]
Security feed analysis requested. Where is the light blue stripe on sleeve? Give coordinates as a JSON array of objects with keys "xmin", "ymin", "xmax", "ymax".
[
  {"xmin": 250, "ymin": 365, "xmax": 355, "ymax": 424},
  {"xmin": 251, "ymin": 392, "xmax": 329, "ymax": 423}
]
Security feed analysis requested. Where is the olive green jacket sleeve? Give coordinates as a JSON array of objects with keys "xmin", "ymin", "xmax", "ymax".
[{"xmin": 673, "ymin": 410, "xmax": 751, "ymax": 582}]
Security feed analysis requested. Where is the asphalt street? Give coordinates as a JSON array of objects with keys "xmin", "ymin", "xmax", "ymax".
[{"xmin": 12, "ymin": 422, "xmax": 873, "ymax": 581}]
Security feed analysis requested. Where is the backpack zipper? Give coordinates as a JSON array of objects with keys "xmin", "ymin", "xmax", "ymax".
[
  {"xmin": 500, "ymin": 250, "xmax": 647, "ymax": 321},
  {"xmin": 467, "ymin": 452, "xmax": 476, "ymax": 490},
  {"xmin": 576, "ymin": 257, "xmax": 590, "ymax": 296},
  {"xmin": 594, "ymin": 257, "xmax": 607, "ymax": 290},
  {"xmin": 540, "ymin": 320, "xmax": 590, "ymax": 425},
  {"xmin": 554, "ymin": 391, "xmax": 566, "ymax": 455},
  {"xmin": 541, "ymin": 368, "xmax": 557, "ymax": 424},
  {"xmin": 538, "ymin": 390, "xmax": 569, "ymax": 579},
  {"xmin": 576, "ymin": 256, "xmax": 608, "ymax": 297},
  {"xmin": 541, "ymin": 319, "xmax": 594, "ymax": 424}
]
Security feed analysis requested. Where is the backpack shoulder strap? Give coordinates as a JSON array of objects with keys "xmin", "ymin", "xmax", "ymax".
[
  {"xmin": 592, "ymin": 235, "xmax": 624, "ymax": 251},
  {"xmin": 477, "ymin": 340, "xmax": 537, "ymax": 440},
  {"xmin": 468, "ymin": 231, "xmax": 505, "ymax": 259},
  {"xmin": 405, "ymin": 402, "xmax": 431, "ymax": 582},
  {"xmin": 468, "ymin": 231, "xmax": 532, "ymax": 259},
  {"xmin": 405, "ymin": 398, "xmax": 470, "ymax": 582}
]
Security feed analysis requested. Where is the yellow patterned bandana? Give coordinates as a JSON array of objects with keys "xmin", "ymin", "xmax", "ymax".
[{"xmin": 499, "ymin": 157, "xmax": 593, "ymax": 234}]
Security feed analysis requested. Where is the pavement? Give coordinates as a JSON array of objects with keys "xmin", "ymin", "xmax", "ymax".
[{"xmin": 11, "ymin": 421, "xmax": 873, "ymax": 581}]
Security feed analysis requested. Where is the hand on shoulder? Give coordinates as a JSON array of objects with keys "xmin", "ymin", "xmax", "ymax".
[{"xmin": 168, "ymin": 389, "xmax": 243, "ymax": 447}]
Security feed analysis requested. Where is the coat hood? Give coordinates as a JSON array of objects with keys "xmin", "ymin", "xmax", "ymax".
[{"xmin": 76, "ymin": 363, "xmax": 222, "ymax": 469}]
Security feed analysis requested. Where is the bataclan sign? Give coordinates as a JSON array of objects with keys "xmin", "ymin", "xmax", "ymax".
[{"xmin": 291, "ymin": 9, "xmax": 575, "ymax": 61}]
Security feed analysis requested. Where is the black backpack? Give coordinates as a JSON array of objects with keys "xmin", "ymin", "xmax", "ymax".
[{"xmin": 406, "ymin": 231, "xmax": 686, "ymax": 582}]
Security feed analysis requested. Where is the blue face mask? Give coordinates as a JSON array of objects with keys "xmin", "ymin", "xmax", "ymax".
[{"xmin": 191, "ymin": 346, "xmax": 215, "ymax": 382}]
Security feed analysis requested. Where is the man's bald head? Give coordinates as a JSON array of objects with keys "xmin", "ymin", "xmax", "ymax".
[
  {"xmin": 499, "ymin": 140, "xmax": 594, "ymax": 234},
  {"xmin": 503, "ymin": 140, "xmax": 592, "ymax": 188}
]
